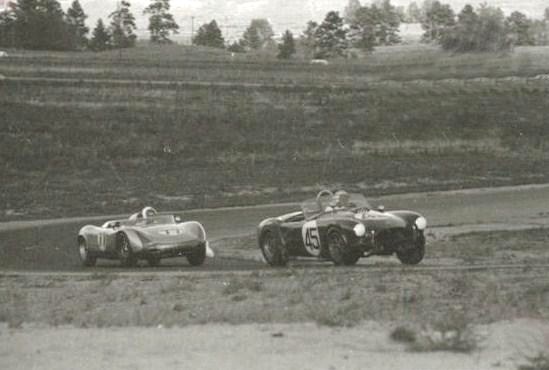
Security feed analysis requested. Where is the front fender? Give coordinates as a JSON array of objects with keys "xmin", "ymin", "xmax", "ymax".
[
  {"xmin": 257, "ymin": 220, "xmax": 283, "ymax": 246},
  {"xmin": 257, "ymin": 218, "xmax": 279, "ymax": 237},
  {"xmin": 388, "ymin": 211, "xmax": 423, "ymax": 228},
  {"xmin": 180, "ymin": 221, "xmax": 214, "ymax": 257},
  {"xmin": 179, "ymin": 221, "xmax": 207, "ymax": 242},
  {"xmin": 325, "ymin": 221, "xmax": 362, "ymax": 249}
]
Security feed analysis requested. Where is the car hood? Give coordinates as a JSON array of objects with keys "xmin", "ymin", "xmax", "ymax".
[{"xmin": 334, "ymin": 209, "xmax": 407, "ymax": 229}]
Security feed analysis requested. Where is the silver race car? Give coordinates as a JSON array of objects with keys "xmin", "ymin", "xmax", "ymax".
[{"xmin": 78, "ymin": 207, "xmax": 214, "ymax": 267}]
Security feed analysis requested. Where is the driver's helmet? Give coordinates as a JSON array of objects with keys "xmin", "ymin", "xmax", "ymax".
[
  {"xmin": 141, "ymin": 206, "xmax": 158, "ymax": 219},
  {"xmin": 332, "ymin": 190, "xmax": 350, "ymax": 208}
]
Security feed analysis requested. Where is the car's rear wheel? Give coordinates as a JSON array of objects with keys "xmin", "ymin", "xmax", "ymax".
[
  {"xmin": 327, "ymin": 229, "xmax": 361, "ymax": 266},
  {"xmin": 259, "ymin": 230, "xmax": 288, "ymax": 267},
  {"xmin": 117, "ymin": 233, "xmax": 138, "ymax": 267},
  {"xmin": 78, "ymin": 237, "xmax": 97, "ymax": 267},
  {"xmin": 146, "ymin": 256, "xmax": 161, "ymax": 267},
  {"xmin": 187, "ymin": 243, "xmax": 207, "ymax": 266},
  {"xmin": 396, "ymin": 240, "xmax": 425, "ymax": 265}
]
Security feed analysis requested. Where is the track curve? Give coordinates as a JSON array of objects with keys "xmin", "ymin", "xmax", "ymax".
[{"xmin": 1, "ymin": 184, "xmax": 549, "ymax": 274}]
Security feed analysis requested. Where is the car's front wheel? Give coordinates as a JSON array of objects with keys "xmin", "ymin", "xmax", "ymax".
[
  {"xmin": 187, "ymin": 244, "xmax": 206, "ymax": 266},
  {"xmin": 327, "ymin": 229, "xmax": 361, "ymax": 266},
  {"xmin": 259, "ymin": 230, "xmax": 288, "ymax": 267},
  {"xmin": 78, "ymin": 237, "xmax": 97, "ymax": 267},
  {"xmin": 396, "ymin": 240, "xmax": 425, "ymax": 265},
  {"xmin": 117, "ymin": 233, "xmax": 138, "ymax": 267}
]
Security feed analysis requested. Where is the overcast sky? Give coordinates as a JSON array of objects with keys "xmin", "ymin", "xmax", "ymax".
[{"xmin": 8, "ymin": 0, "xmax": 548, "ymax": 42}]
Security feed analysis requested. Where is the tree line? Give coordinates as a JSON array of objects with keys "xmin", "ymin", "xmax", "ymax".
[
  {"xmin": 1, "ymin": 0, "xmax": 548, "ymax": 56},
  {"xmin": 192, "ymin": 0, "xmax": 549, "ymax": 59},
  {"xmin": 0, "ymin": 0, "xmax": 177, "ymax": 51},
  {"xmin": 358, "ymin": 0, "xmax": 549, "ymax": 52},
  {"xmin": 300, "ymin": 0, "xmax": 549, "ymax": 57}
]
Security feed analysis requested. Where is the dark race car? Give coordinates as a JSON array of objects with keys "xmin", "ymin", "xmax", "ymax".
[
  {"xmin": 78, "ymin": 207, "xmax": 214, "ymax": 267},
  {"xmin": 257, "ymin": 190, "xmax": 427, "ymax": 266}
]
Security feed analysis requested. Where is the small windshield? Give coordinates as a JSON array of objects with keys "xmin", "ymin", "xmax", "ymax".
[
  {"xmin": 136, "ymin": 215, "xmax": 176, "ymax": 226},
  {"xmin": 301, "ymin": 193, "xmax": 372, "ymax": 219}
]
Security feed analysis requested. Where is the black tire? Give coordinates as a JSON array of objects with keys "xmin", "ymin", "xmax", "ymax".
[
  {"xmin": 78, "ymin": 237, "xmax": 97, "ymax": 267},
  {"xmin": 187, "ymin": 243, "xmax": 207, "ymax": 266},
  {"xmin": 396, "ymin": 240, "xmax": 425, "ymax": 265},
  {"xmin": 146, "ymin": 256, "xmax": 161, "ymax": 267},
  {"xmin": 327, "ymin": 228, "xmax": 361, "ymax": 266},
  {"xmin": 117, "ymin": 233, "xmax": 138, "ymax": 267},
  {"xmin": 259, "ymin": 230, "xmax": 289, "ymax": 267}
]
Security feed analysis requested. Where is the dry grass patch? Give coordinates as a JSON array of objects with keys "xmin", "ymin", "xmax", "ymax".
[
  {"xmin": 520, "ymin": 353, "xmax": 549, "ymax": 370},
  {"xmin": 390, "ymin": 326, "xmax": 417, "ymax": 344},
  {"xmin": 390, "ymin": 311, "xmax": 478, "ymax": 353}
]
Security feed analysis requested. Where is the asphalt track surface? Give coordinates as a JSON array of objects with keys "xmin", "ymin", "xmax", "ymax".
[{"xmin": 1, "ymin": 184, "xmax": 549, "ymax": 275}]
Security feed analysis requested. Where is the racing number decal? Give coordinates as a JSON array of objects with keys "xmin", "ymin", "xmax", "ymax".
[
  {"xmin": 302, "ymin": 221, "xmax": 321, "ymax": 257},
  {"xmin": 97, "ymin": 233, "xmax": 106, "ymax": 251}
]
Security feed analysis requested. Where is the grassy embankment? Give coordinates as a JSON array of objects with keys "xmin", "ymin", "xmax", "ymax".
[{"xmin": 1, "ymin": 44, "xmax": 549, "ymax": 219}]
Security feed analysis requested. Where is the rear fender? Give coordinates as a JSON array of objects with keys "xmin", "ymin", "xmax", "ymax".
[
  {"xmin": 77, "ymin": 234, "xmax": 87, "ymax": 249},
  {"xmin": 78, "ymin": 225, "xmax": 100, "ymax": 251}
]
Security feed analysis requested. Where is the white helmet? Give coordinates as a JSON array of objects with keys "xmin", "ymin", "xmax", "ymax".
[{"xmin": 141, "ymin": 207, "xmax": 158, "ymax": 219}]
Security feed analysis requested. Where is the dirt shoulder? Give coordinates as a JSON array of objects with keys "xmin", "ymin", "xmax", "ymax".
[{"xmin": 1, "ymin": 320, "xmax": 548, "ymax": 370}]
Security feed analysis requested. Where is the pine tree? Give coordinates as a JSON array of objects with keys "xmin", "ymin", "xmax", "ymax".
[
  {"xmin": 227, "ymin": 39, "xmax": 246, "ymax": 53},
  {"xmin": 301, "ymin": 21, "xmax": 318, "ymax": 58},
  {"xmin": 109, "ymin": 0, "xmax": 137, "ymax": 49},
  {"xmin": 11, "ymin": 0, "xmax": 71, "ymax": 50},
  {"xmin": 143, "ymin": 0, "xmax": 178, "ymax": 43},
  {"xmin": 349, "ymin": 6, "xmax": 378, "ymax": 51},
  {"xmin": 314, "ymin": 11, "xmax": 348, "ymax": 58},
  {"xmin": 89, "ymin": 18, "xmax": 110, "ymax": 51},
  {"xmin": 439, "ymin": 4, "xmax": 510, "ymax": 52},
  {"xmin": 0, "ymin": 9, "xmax": 16, "ymax": 48},
  {"xmin": 378, "ymin": 0, "xmax": 401, "ymax": 45},
  {"xmin": 420, "ymin": 0, "xmax": 456, "ymax": 43},
  {"xmin": 193, "ymin": 20, "xmax": 224, "ymax": 48},
  {"xmin": 277, "ymin": 30, "xmax": 295, "ymax": 59},
  {"xmin": 242, "ymin": 19, "xmax": 273, "ymax": 49},
  {"xmin": 66, "ymin": 0, "xmax": 89, "ymax": 49},
  {"xmin": 543, "ymin": 7, "xmax": 549, "ymax": 45},
  {"xmin": 476, "ymin": 5, "xmax": 508, "ymax": 52},
  {"xmin": 440, "ymin": 4, "xmax": 477, "ymax": 51},
  {"xmin": 505, "ymin": 11, "xmax": 534, "ymax": 46}
]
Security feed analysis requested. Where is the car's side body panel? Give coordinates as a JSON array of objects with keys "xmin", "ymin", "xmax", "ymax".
[
  {"xmin": 78, "ymin": 225, "xmax": 118, "ymax": 255},
  {"xmin": 78, "ymin": 216, "xmax": 211, "ymax": 262}
]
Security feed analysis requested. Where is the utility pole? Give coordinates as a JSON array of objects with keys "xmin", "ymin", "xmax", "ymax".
[
  {"xmin": 191, "ymin": 16, "xmax": 195, "ymax": 45},
  {"xmin": 117, "ymin": 0, "xmax": 122, "ymax": 60}
]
